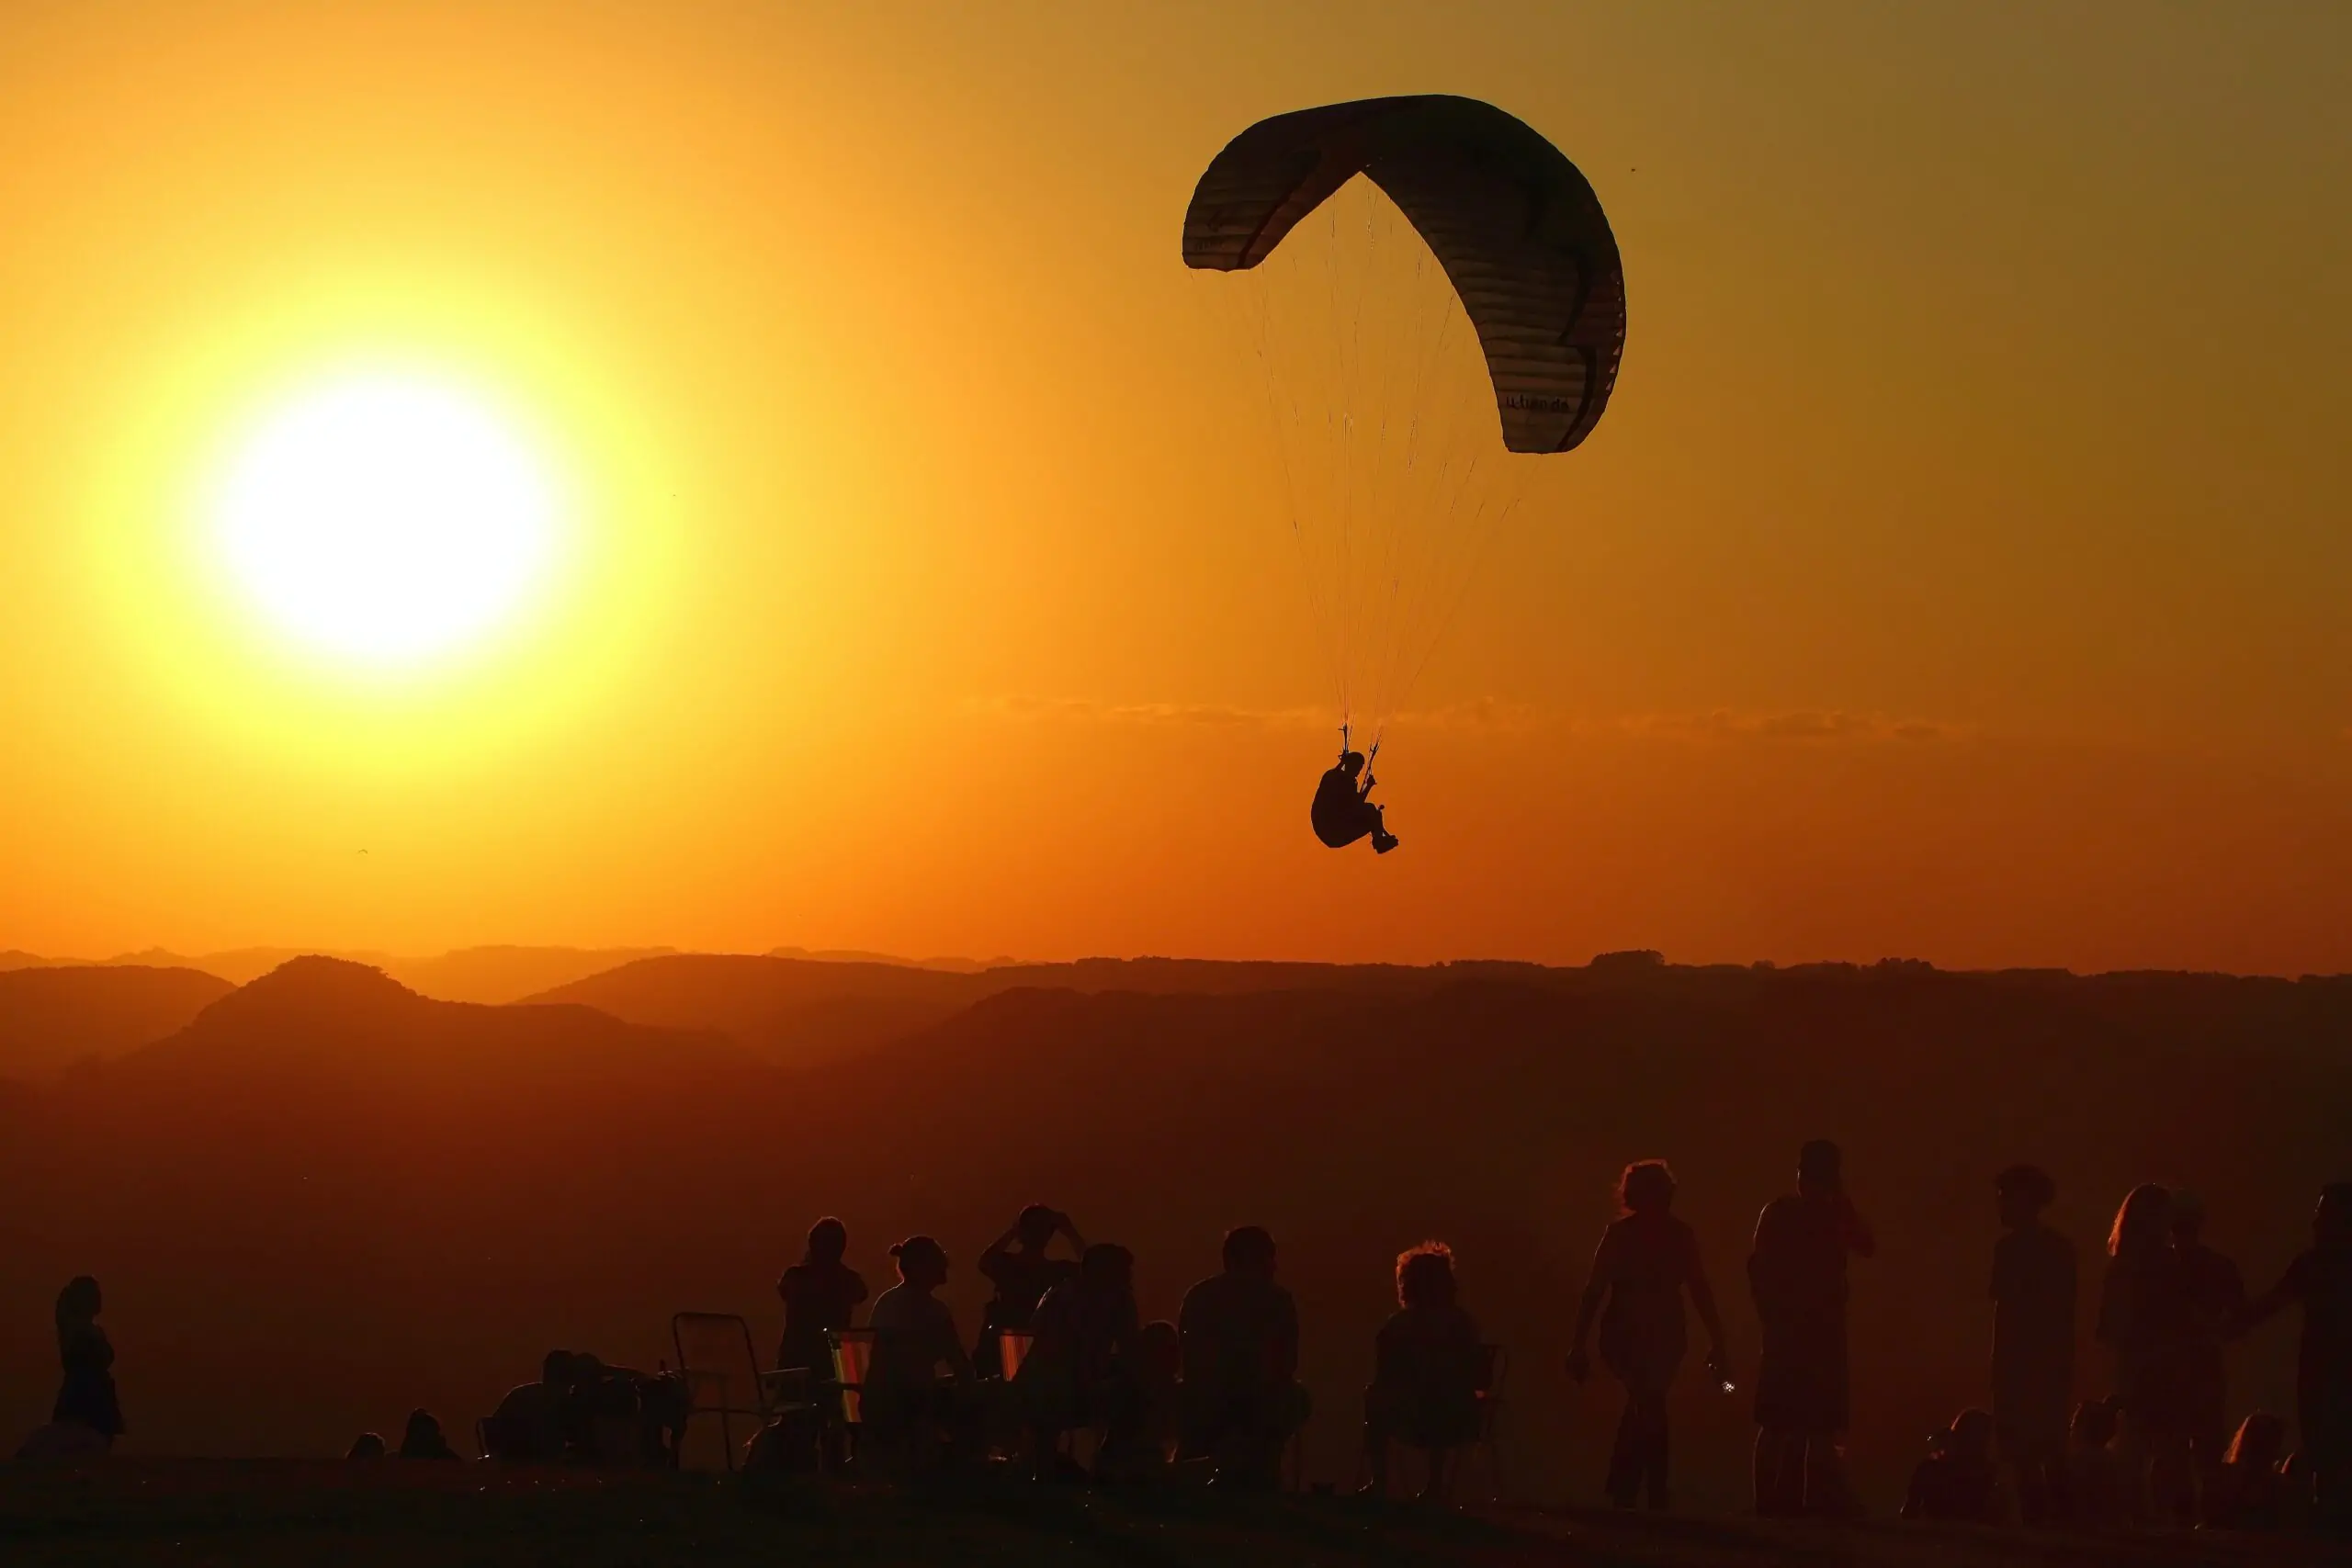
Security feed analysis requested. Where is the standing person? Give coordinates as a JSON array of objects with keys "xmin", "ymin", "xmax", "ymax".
[
  {"xmin": 1567, "ymin": 1160, "xmax": 1730, "ymax": 1511},
  {"xmin": 1360, "ymin": 1242, "xmax": 1486, "ymax": 1501},
  {"xmin": 2233, "ymin": 1182, "xmax": 2352, "ymax": 1528},
  {"xmin": 1179, "ymin": 1225, "xmax": 1306, "ymax": 1487},
  {"xmin": 777, "ymin": 1216, "xmax": 869, "ymax": 1374},
  {"xmin": 51, "ymin": 1276, "xmax": 124, "ymax": 1450},
  {"xmin": 976, "ymin": 1205, "xmax": 1085, "ymax": 1378},
  {"xmin": 2097, "ymin": 1183, "xmax": 2192, "ymax": 1522},
  {"xmin": 2169, "ymin": 1190, "xmax": 2245, "ymax": 1517},
  {"xmin": 1990, "ymin": 1164, "xmax": 2076, "ymax": 1524},
  {"xmin": 1747, "ymin": 1139, "xmax": 1874, "ymax": 1517}
]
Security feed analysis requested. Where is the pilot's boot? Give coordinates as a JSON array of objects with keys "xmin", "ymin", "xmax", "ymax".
[{"xmin": 1373, "ymin": 830, "xmax": 1399, "ymax": 854}]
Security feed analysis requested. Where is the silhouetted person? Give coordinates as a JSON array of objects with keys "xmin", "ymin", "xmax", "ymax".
[
  {"xmin": 1568, "ymin": 1160, "xmax": 1729, "ymax": 1510},
  {"xmin": 399, "ymin": 1408, "xmax": 459, "ymax": 1461},
  {"xmin": 2066, "ymin": 1397, "xmax": 2125, "ymax": 1527},
  {"xmin": 866, "ymin": 1235, "xmax": 978, "ymax": 1471},
  {"xmin": 1098, "ymin": 1318, "xmax": 1182, "ymax": 1476},
  {"xmin": 778, "ymin": 1216, "xmax": 868, "ymax": 1374},
  {"xmin": 1901, "ymin": 1409, "xmax": 1998, "ymax": 1523},
  {"xmin": 2169, "ymin": 1190, "xmax": 2245, "ymax": 1513},
  {"xmin": 1311, "ymin": 750, "xmax": 1396, "ymax": 854},
  {"xmin": 51, "ymin": 1276, "xmax": 124, "ymax": 1449},
  {"xmin": 1359, "ymin": 1242, "xmax": 1484, "ymax": 1500},
  {"xmin": 2205, "ymin": 1412, "xmax": 2290, "ymax": 1532},
  {"xmin": 2098, "ymin": 1183, "xmax": 2192, "ymax": 1521},
  {"xmin": 346, "ymin": 1432, "xmax": 387, "ymax": 1461},
  {"xmin": 1180, "ymin": 1224, "xmax": 1306, "ymax": 1487},
  {"xmin": 977, "ymin": 1204, "xmax": 1084, "ymax": 1378},
  {"xmin": 1020, "ymin": 1242, "xmax": 1142, "ymax": 1476},
  {"xmin": 484, "ymin": 1349, "xmax": 582, "ymax": 1462},
  {"xmin": 1991, "ymin": 1164, "xmax": 2075, "ymax": 1524},
  {"xmin": 2233, "ymin": 1181, "xmax": 2352, "ymax": 1527},
  {"xmin": 1748, "ymin": 1139, "xmax": 1873, "ymax": 1517}
]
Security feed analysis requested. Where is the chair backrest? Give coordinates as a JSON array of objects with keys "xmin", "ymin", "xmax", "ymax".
[
  {"xmin": 999, "ymin": 1329, "xmax": 1036, "ymax": 1382},
  {"xmin": 829, "ymin": 1328, "xmax": 876, "ymax": 1425},
  {"xmin": 673, "ymin": 1313, "xmax": 769, "ymax": 1423}
]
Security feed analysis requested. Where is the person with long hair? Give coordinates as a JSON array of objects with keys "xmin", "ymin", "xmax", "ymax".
[
  {"xmin": 51, "ymin": 1276, "xmax": 124, "ymax": 1448},
  {"xmin": 776, "ymin": 1215, "xmax": 868, "ymax": 1375},
  {"xmin": 1747, "ymin": 1140, "xmax": 1873, "ymax": 1517},
  {"xmin": 1360, "ymin": 1241, "xmax": 1485, "ymax": 1500},
  {"xmin": 2097, "ymin": 1182, "xmax": 2192, "ymax": 1521},
  {"xmin": 1568, "ymin": 1161, "xmax": 1728, "ymax": 1510}
]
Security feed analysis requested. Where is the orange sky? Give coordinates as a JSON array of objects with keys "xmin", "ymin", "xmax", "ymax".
[{"xmin": 3, "ymin": 2, "xmax": 2348, "ymax": 973}]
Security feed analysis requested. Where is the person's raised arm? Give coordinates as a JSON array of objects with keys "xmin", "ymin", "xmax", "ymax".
[
  {"xmin": 1056, "ymin": 1211, "xmax": 1087, "ymax": 1251},
  {"xmin": 978, "ymin": 1222, "xmax": 1024, "ymax": 1280},
  {"xmin": 2228, "ymin": 1257, "xmax": 2305, "ymax": 1340}
]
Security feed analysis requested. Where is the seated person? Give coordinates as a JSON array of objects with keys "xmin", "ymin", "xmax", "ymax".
[
  {"xmin": 1019, "ymin": 1243, "xmax": 1142, "ymax": 1473},
  {"xmin": 398, "ymin": 1408, "xmax": 460, "ymax": 1461},
  {"xmin": 1180, "ymin": 1225, "xmax": 1309, "ymax": 1487},
  {"xmin": 1360, "ymin": 1242, "xmax": 1484, "ymax": 1499},
  {"xmin": 2065, "ymin": 1398, "xmax": 2124, "ymax": 1527},
  {"xmin": 345, "ymin": 1432, "xmax": 386, "ymax": 1461},
  {"xmin": 1100, "ymin": 1318, "xmax": 1183, "ymax": 1478},
  {"xmin": 866, "ymin": 1235, "xmax": 980, "ymax": 1471},
  {"xmin": 2205, "ymin": 1412, "xmax": 2289, "ymax": 1531},
  {"xmin": 777, "ymin": 1216, "xmax": 868, "ymax": 1375},
  {"xmin": 1311, "ymin": 751, "xmax": 1397, "ymax": 854},
  {"xmin": 1900, "ymin": 1409, "xmax": 1998, "ymax": 1522},
  {"xmin": 484, "ymin": 1349, "xmax": 580, "ymax": 1463},
  {"xmin": 978, "ymin": 1205, "xmax": 1084, "ymax": 1378}
]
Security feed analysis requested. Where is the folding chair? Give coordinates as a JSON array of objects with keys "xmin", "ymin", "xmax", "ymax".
[
  {"xmin": 671, "ymin": 1312, "xmax": 775, "ymax": 1472},
  {"xmin": 1352, "ymin": 1343, "xmax": 1508, "ymax": 1503}
]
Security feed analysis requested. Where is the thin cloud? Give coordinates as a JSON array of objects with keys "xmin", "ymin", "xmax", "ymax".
[
  {"xmin": 974, "ymin": 695, "xmax": 1323, "ymax": 729},
  {"xmin": 1619, "ymin": 708, "xmax": 1963, "ymax": 745}
]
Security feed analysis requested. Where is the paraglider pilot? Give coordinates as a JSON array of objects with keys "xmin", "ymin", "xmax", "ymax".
[{"xmin": 1312, "ymin": 739, "xmax": 1397, "ymax": 854}]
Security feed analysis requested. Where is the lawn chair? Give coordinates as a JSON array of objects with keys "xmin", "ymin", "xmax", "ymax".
[
  {"xmin": 1352, "ymin": 1343, "xmax": 1509, "ymax": 1502},
  {"xmin": 671, "ymin": 1312, "xmax": 775, "ymax": 1472}
]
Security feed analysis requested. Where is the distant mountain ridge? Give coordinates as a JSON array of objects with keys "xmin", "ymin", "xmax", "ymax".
[
  {"xmin": 0, "ymin": 945, "xmax": 683, "ymax": 1002},
  {"xmin": 0, "ymin": 964, "xmax": 233, "ymax": 1078}
]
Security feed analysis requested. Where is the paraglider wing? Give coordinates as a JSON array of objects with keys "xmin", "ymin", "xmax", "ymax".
[{"xmin": 1182, "ymin": 95, "xmax": 1624, "ymax": 455}]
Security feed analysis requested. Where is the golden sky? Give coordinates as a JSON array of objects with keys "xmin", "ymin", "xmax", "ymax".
[{"xmin": 3, "ymin": 2, "xmax": 2348, "ymax": 972}]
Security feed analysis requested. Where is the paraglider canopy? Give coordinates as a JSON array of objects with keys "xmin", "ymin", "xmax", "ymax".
[{"xmin": 1183, "ymin": 95, "xmax": 1624, "ymax": 456}]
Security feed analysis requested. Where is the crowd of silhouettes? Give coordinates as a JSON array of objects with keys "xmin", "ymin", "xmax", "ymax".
[{"xmin": 15, "ymin": 1157, "xmax": 2352, "ymax": 1539}]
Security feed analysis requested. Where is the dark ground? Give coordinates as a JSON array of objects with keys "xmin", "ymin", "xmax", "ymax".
[{"xmin": 1, "ymin": 1462, "xmax": 2343, "ymax": 1568}]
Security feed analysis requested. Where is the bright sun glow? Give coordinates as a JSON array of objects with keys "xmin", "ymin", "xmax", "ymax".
[{"xmin": 213, "ymin": 374, "xmax": 560, "ymax": 666}]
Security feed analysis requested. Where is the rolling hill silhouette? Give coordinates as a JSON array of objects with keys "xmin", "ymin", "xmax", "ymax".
[
  {"xmin": 1, "ymin": 956, "xmax": 2346, "ymax": 1511},
  {"xmin": 0, "ymin": 964, "xmax": 233, "ymax": 1079},
  {"xmin": 522, "ymin": 953, "xmax": 1505, "ymax": 1063}
]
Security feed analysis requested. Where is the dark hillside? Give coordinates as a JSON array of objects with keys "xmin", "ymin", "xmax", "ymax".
[{"xmin": 0, "ymin": 959, "xmax": 2345, "ymax": 1513}]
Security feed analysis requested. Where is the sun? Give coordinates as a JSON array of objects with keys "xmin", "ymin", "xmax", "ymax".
[{"xmin": 211, "ymin": 373, "xmax": 560, "ymax": 667}]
